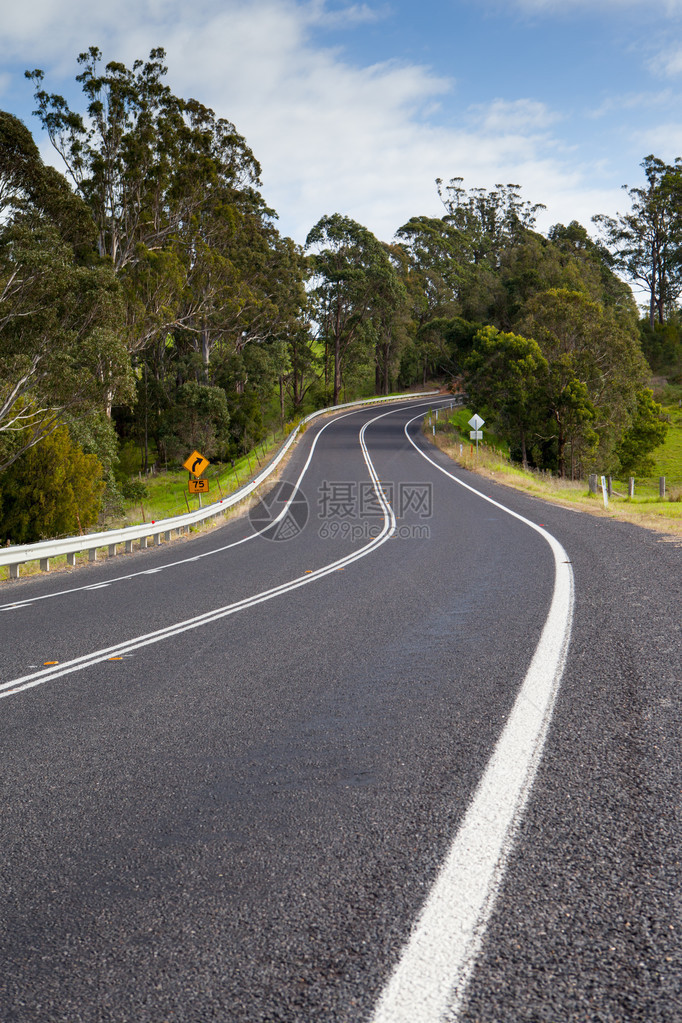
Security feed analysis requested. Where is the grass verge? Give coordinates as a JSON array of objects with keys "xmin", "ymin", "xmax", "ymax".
[{"xmin": 426, "ymin": 408, "xmax": 682, "ymax": 538}]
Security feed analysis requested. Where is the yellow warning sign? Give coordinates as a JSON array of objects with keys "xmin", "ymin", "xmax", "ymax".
[
  {"xmin": 188, "ymin": 478, "xmax": 210, "ymax": 494},
  {"xmin": 183, "ymin": 450, "xmax": 210, "ymax": 477}
]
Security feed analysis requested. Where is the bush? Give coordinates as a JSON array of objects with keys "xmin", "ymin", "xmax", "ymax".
[
  {"xmin": 120, "ymin": 477, "xmax": 148, "ymax": 501},
  {"xmin": 0, "ymin": 426, "xmax": 104, "ymax": 543}
]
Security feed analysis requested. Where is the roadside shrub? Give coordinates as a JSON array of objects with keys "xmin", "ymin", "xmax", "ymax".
[{"xmin": 0, "ymin": 426, "xmax": 104, "ymax": 543}]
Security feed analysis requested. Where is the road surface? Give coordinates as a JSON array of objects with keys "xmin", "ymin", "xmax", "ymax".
[{"xmin": 0, "ymin": 398, "xmax": 679, "ymax": 1022}]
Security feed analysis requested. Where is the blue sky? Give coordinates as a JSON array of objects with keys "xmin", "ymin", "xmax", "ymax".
[{"xmin": 3, "ymin": 0, "xmax": 682, "ymax": 246}]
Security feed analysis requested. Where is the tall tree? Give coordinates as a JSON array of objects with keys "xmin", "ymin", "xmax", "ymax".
[
  {"xmin": 0, "ymin": 112, "xmax": 131, "ymax": 472},
  {"xmin": 437, "ymin": 178, "xmax": 545, "ymax": 268},
  {"xmin": 465, "ymin": 327, "xmax": 548, "ymax": 468},
  {"xmin": 306, "ymin": 214, "xmax": 400, "ymax": 404},
  {"xmin": 519, "ymin": 288, "xmax": 648, "ymax": 475},
  {"xmin": 593, "ymin": 155, "xmax": 682, "ymax": 328},
  {"xmin": 27, "ymin": 48, "xmax": 267, "ymax": 354}
]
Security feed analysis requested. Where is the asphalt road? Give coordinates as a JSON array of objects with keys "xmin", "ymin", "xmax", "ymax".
[{"xmin": 0, "ymin": 399, "xmax": 679, "ymax": 1022}]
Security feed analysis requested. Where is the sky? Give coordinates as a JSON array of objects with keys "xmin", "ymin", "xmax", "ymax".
[{"xmin": 3, "ymin": 0, "xmax": 682, "ymax": 246}]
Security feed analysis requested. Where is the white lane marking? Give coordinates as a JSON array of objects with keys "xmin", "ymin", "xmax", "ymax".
[
  {"xmin": 0, "ymin": 402, "xmax": 424, "ymax": 701},
  {"xmin": 370, "ymin": 415, "xmax": 574, "ymax": 1023},
  {"xmin": 0, "ymin": 401, "xmax": 446, "ymax": 612}
]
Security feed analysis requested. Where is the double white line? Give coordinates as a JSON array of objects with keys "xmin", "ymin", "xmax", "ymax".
[{"xmin": 1, "ymin": 400, "xmax": 445, "ymax": 701}]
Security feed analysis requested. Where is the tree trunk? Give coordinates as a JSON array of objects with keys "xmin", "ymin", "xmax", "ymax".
[
  {"xmin": 557, "ymin": 421, "xmax": 565, "ymax": 478},
  {"xmin": 333, "ymin": 331, "xmax": 341, "ymax": 405},
  {"xmin": 333, "ymin": 299, "xmax": 342, "ymax": 405},
  {"xmin": 201, "ymin": 324, "xmax": 210, "ymax": 383},
  {"xmin": 520, "ymin": 426, "xmax": 528, "ymax": 470}
]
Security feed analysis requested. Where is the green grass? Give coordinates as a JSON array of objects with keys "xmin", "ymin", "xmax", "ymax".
[
  {"xmin": 651, "ymin": 403, "xmax": 682, "ymax": 481},
  {"xmin": 428, "ymin": 402, "xmax": 682, "ymax": 534},
  {"xmin": 0, "ymin": 425, "xmax": 295, "ymax": 583},
  {"xmin": 105, "ymin": 426, "xmax": 294, "ymax": 530}
]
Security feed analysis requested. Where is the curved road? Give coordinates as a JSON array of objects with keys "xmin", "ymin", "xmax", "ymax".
[{"xmin": 0, "ymin": 399, "xmax": 679, "ymax": 1022}]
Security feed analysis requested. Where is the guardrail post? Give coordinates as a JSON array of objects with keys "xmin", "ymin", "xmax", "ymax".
[
  {"xmin": 67, "ymin": 552, "xmax": 76, "ymax": 567},
  {"xmin": 10, "ymin": 563, "xmax": 20, "ymax": 579},
  {"xmin": 153, "ymin": 533, "xmax": 160, "ymax": 546},
  {"xmin": 660, "ymin": 476, "xmax": 666, "ymax": 498},
  {"xmin": 125, "ymin": 539, "xmax": 133, "ymax": 554},
  {"xmin": 628, "ymin": 477, "xmax": 635, "ymax": 498},
  {"xmin": 139, "ymin": 536, "xmax": 148, "ymax": 549},
  {"xmin": 164, "ymin": 531, "xmax": 171, "ymax": 542},
  {"xmin": 89, "ymin": 547, "xmax": 98, "ymax": 562},
  {"xmin": 108, "ymin": 544, "xmax": 117, "ymax": 558},
  {"xmin": 40, "ymin": 558, "xmax": 50, "ymax": 573}
]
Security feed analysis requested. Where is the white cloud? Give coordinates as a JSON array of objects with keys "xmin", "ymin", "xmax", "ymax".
[
  {"xmin": 4, "ymin": 0, "xmax": 631, "ymax": 244},
  {"xmin": 652, "ymin": 45, "xmax": 682, "ymax": 77},
  {"xmin": 635, "ymin": 121, "xmax": 682, "ymax": 159},
  {"xmin": 588, "ymin": 89, "xmax": 674, "ymax": 117},
  {"xmin": 468, "ymin": 98, "xmax": 561, "ymax": 133},
  {"xmin": 511, "ymin": 0, "xmax": 682, "ymax": 12},
  {"xmin": 308, "ymin": 1, "xmax": 387, "ymax": 28}
]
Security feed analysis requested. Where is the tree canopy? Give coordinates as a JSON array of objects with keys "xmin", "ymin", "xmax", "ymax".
[{"xmin": 0, "ymin": 47, "xmax": 678, "ymax": 540}]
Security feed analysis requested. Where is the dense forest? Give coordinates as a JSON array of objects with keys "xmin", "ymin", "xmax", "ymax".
[{"xmin": 1, "ymin": 48, "xmax": 680, "ymax": 542}]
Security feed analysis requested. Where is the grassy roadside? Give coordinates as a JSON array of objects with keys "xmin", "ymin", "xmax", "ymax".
[
  {"xmin": 0, "ymin": 424, "xmax": 296, "ymax": 584},
  {"xmin": 0, "ymin": 390, "xmax": 438, "ymax": 584},
  {"xmin": 424, "ymin": 405, "xmax": 682, "ymax": 538}
]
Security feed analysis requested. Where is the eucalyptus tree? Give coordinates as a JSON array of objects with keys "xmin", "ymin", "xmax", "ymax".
[
  {"xmin": 593, "ymin": 155, "xmax": 682, "ymax": 328},
  {"xmin": 306, "ymin": 214, "xmax": 405, "ymax": 404},
  {"xmin": 0, "ymin": 112, "xmax": 131, "ymax": 473},
  {"xmin": 26, "ymin": 48, "xmax": 268, "ymax": 355},
  {"xmin": 436, "ymin": 177, "xmax": 545, "ymax": 268},
  {"xmin": 465, "ymin": 327, "xmax": 548, "ymax": 468},
  {"xmin": 394, "ymin": 215, "xmax": 468, "ymax": 323},
  {"xmin": 519, "ymin": 288, "xmax": 648, "ymax": 475}
]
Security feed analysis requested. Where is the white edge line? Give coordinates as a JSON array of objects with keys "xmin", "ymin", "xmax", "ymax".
[{"xmin": 369, "ymin": 414, "xmax": 575, "ymax": 1023}]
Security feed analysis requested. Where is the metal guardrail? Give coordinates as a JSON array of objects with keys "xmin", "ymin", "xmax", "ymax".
[{"xmin": 0, "ymin": 391, "xmax": 441, "ymax": 578}]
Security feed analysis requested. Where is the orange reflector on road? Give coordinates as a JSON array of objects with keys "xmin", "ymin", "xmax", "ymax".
[{"xmin": 44, "ymin": 661, "xmax": 58, "ymax": 665}]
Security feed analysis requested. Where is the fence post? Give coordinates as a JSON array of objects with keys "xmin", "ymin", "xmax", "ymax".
[
  {"xmin": 607, "ymin": 476, "xmax": 613, "ymax": 497},
  {"xmin": 588, "ymin": 474, "xmax": 597, "ymax": 494},
  {"xmin": 601, "ymin": 475, "xmax": 609, "ymax": 508},
  {"xmin": 628, "ymin": 477, "xmax": 635, "ymax": 498},
  {"xmin": 659, "ymin": 476, "xmax": 666, "ymax": 498}
]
